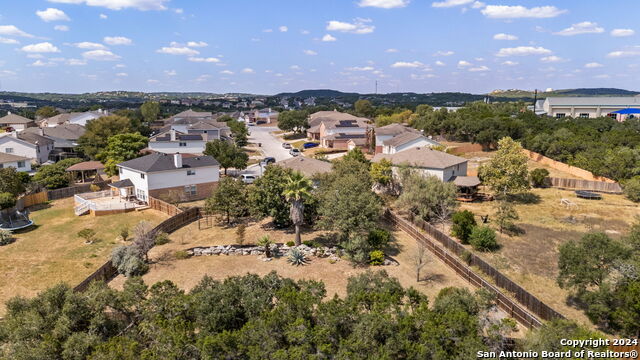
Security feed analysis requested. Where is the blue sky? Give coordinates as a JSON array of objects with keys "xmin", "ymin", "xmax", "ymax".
[{"xmin": 0, "ymin": 0, "xmax": 639, "ymax": 94}]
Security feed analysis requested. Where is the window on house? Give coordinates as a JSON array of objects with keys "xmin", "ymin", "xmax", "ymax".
[
  {"xmin": 140, "ymin": 173, "xmax": 145, "ymax": 179},
  {"xmin": 555, "ymin": 113, "xmax": 566, "ymax": 118},
  {"xmin": 17, "ymin": 161, "xmax": 25, "ymax": 168},
  {"xmin": 607, "ymin": 113, "xmax": 618, "ymax": 119},
  {"xmin": 187, "ymin": 170, "xmax": 196, "ymax": 176},
  {"xmin": 5, "ymin": 148, "xmax": 13, "ymax": 153},
  {"xmin": 0, "ymin": 164, "xmax": 3, "ymax": 168},
  {"xmin": 184, "ymin": 185, "xmax": 197, "ymax": 196},
  {"xmin": 179, "ymin": 142, "xmax": 187, "ymax": 147},
  {"xmin": 579, "ymin": 113, "xmax": 589, "ymax": 118}
]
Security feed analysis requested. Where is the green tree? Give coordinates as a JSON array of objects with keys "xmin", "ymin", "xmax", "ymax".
[
  {"xmin": 370, "ymin": 158, "xmax": 393, "ymax": 187},
  {"xmin": 342, "ymin": 147, "xmax": 369, "ymax": 165},
  {"xmin": 33, "ymin": 164, "xmax": 70, "ymax": 189},
  {"xmin": 0, "ymin": 167, "xmax": 26, "ymax": 196},
  {"xmin": 35, "ymin": 106, "xmax": 59, "ymax": 119},
  {"xmin": 205, "ymin": 177, "xmax": 248, "ymax": 224},
  {"xmin": 77, "ymin": 115, "xmax": 134, "ymax": 159},
  {"xmin": 283, "ymin": 171, "xmax": 313, "ymax": 246},
  {"xmin": 523, "ymin": 319, "xmax": 609, "ymax": 357},
  {"xmin": 529, "ymin": 168, "xmax": 549, "ymax": 188},
  {"xmin": 624, "ymin": 176, "xmax": 640, "ymax": 202},
  {"xmin": 140, "ymin": 101, "xmax": 160, "ymax": 123},
  {"xmin": 248, "ymin": 165, "xmax": 291, "ymax": 227},
  {"xmin": 0, "ymin": 192, "xmax": 16, "ymax": 211},
  {"xmin": 451, "ymin": 210, "xmax": 477, "ymax": 244},
  {"xmin": 278, "ymin": 110, "xmax": 308, "ymax": 133},
  {"xmin": 96, "ymin": 133, "xmax": 148, "ymax": 176},
  {"xmin": 203, "ymin": 140, "xmax": 248, "ymax": 175},
  {"xmin": 478, "ymin": 137, "xmax": 529, "ymax": 196},
  {"xmin": 469, "ymin": 226, "xmax": 498, "ymax": 252},
  {"xmin": 227, "ymin": 119, "xmax": 249, "ymax": 147},
  {"xmin": 354, "ymin": 99, "xmax": 374, "ymax": 118},
  {"xmin": 396, "ymin": 170, "xmax": 458, "ymax": 224},
  {"xmin": 494, "ymin": 200, "xmax": 519, "ymax": 234}
]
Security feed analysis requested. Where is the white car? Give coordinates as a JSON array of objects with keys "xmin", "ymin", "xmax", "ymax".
[
  {"xmin": 240, "ymin": 174, "xmax": 257, "ymax": 184},
  {"xmin": 289, "ymin": 148, "xmax": 301, "ymax": 156}
]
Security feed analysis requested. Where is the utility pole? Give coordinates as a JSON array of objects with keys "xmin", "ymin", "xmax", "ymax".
[{"xmin": 375, "ymin": 80, "xmax": 378, "ymax": 95}]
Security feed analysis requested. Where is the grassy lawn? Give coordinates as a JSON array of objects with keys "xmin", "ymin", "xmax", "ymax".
[
  {"xmin": 458, "ymin": 188, "xmax": 639, "ymax": 326},
  {"xmin": 0, "ymin": 198, "xmax": 166, "ymax": 314}
]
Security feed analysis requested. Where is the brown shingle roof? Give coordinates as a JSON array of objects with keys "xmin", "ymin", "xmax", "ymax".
[
  {"xmin": 452, "ymin": 176, "xmax": 481, "ymax": 187},
  {"xmin": 372, "ymin": 147, "xmax": 467, "ymax": 169},
  {"xmin": 17, "ymin": 132, "xmax": 54, "ymax": 145},
  {"xmin": 275, "ymin": 157, "xmax": 332, "ymax": 177},
  {"xmin": 66, "ymin": 161, "xmax": 105, "ymax": 172},
  {"xmin": 0, "ymin": 114, "xmax": 34, "ymax": 124},
  {"xmin": 0, "ymin": 152, "xmax": 30, "ymax": 163}
]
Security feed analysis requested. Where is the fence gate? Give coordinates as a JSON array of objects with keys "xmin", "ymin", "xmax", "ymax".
[{"xmin": 199, "ymin": 214, "xmax": 214, "ymax": 230}]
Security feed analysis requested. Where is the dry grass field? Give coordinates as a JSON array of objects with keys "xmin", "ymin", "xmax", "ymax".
[
  {"xmin": 458, "ymin": 188, "xmax": 639, "ymax": 325},
  {"xmin": 0, "ymin": 198, "xmax": 165, "ymax": 314}
]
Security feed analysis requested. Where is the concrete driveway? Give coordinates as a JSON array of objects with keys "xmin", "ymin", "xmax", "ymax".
[{"xmin": 244, "ymin": 126, "xmax": 293, "ymax": 176}]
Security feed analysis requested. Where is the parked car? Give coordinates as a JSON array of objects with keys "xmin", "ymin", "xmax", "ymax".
[
  {"xmin": 262, "ymin": 157, "xmax": 276, "ymax": 165},
  {"xmin": 282, "ymin": 142, "xmax": 292, "ymax": 149},
  {"xmin": 256, "ymin": 120, "xmax": 267, "ymax": 125},
  {"xmin": 289, "ymin": 148, "xmax": 301, "ymax": 156},
  {"xmin": 303, "ymin": 142, "xmax": 320, "ymax": 149},
  {"xmin": 240, "ymin": 174, "xmax": 257, "ymax": 184},
  {"xmin": 247, "ymin": 122, "xmax": 256, "ymax": 126}
]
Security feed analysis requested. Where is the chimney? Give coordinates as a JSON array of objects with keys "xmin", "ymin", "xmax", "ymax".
[
  {"xmin": 170, "ymin": 129, "xmax": 177, "ymax": 141},
  {"xmin": 10, "ymin": 131, "xmax": 18, "ymax": 138},
  {"xmin": 173, "ymin": 153, "xmax": 182, "ymax": 168}
]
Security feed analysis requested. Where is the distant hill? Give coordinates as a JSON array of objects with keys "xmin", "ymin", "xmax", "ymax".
[
  {"xmin": 276, "ymin": 89, "xmax": 359, "ymax": 98},
  {"xmin": 490, "ymin": 88, "xmax": 640, "ymax": 98}
]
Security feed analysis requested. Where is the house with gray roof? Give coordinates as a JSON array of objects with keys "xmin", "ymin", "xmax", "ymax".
[
  {"xmin": 372, "ymin": 146, "xmax": 468, "ymax": 182},
  {"xmin": 148, "ymin": 129, "xmax": 212, "ymax": 155},
  {"xmin": 0, "ymin": 113, "xmax": 36, "ymax": 131},
  {"xmin": 275, "ymin": 157, "xmax": 332, "ymax": 178},
  {"xmin": 0, "ymin": 131, "xmax": 54, "ymax": 164},
  {"xmin": 23, "ymin": 124, "xmax": 86, "ymax": 161},
  {"xmin": 0, "ymin": 152, "xmax": 32, "ymax": 172},
  {"xmin": 382, "ymin": 131, "xmax": 440, "ymax": 154}
]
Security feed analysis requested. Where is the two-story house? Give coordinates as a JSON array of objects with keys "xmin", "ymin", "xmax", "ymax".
[
  {"xmin": 0, "ymin": 153, "xmax": 32, "ymax": 172},
  {"xmin": 0, "ymin": 113, "xmax": 36, "ymax": 131},
  {"xmin": 0, "ymin": 132, "xmax": 54, "ymax": 164},
  {"xmin": 148, "ymin": 129, "xmax": 209, "ymax": 155}
]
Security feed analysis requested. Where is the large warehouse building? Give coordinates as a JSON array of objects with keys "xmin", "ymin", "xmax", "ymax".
[{"xmin": 540, "ymin": 96, "xmax": 640, "ymax": 119}]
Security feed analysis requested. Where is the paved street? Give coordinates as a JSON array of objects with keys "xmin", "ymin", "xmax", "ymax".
[{"xmin": 244, "ymin": 126, "xmax": 292, "ymax": 176}]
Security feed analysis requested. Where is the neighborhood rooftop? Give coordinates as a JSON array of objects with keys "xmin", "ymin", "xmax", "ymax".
[
  {"xmin": 544, "ymin": 96, "xmax": 640, "ymax": 106},
  {"xmin": 0, "ymin": 152, "xmax": 30, "ymax": 163},
  {"xmin": 117, "ymin": 152, "xmax": 219, "ymax": 172},
  {"xmin": 372, "ymin": 147, "xmax": 467, "ymax": 169},
  {"xmin": 382, "ymin": 131, "xmax": 425, "ymax": 147},
  {"xmin": 0, "ymin": 113, "xmax": 33, "ymax": 124},
  {"xmin": 275, "ymin": 157, "xmax": 332, "ymax": 177}
]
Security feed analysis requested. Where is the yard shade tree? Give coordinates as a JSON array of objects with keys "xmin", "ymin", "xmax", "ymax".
[
  {"xmin": 478, "ymin": 137, "xmax": 529, "ymax": 197},
  {"xmin": 494, "ymin": 200, "xmax": 519, "ymax": 234},
  {"xmin": 0, "ymin": 167, "xmax": 26, "ymax": 196},
  {"xmin": 77, "ymin": 115, "xmax": 134, "ymax": 159},
  {"xmin": 451, "ymin": 210, "xmax": 477, "ymax": 244},
  {"xmin": 203, "ymin": 139, "xmax": 248, "ymax": 175},
  {"xmin": 523, "ymin": 319, "xmax": 609, "ymax": 356},
  {"xmin": 33, "ymin": 164, "xmax": 70, "ymax": 189},
  {"xmin": 370, "ymin": 158, "xmax": 393, "ymax": 191},
  {"xmin": 96, "ymin": 133, "xmax": 149, "ymax": 176},
  {"xmin": 395, "ymin": 169, "xmax": 458, "ymax": 224},
  {"xmin": 205, "ymin": 177, "xmax": 248, "ymax": 225},
  {"xmin": 277, "ymin": 110, "xmax": 308, "ymax": 134},
  {"xmin": 623, "ymin": 176, "xmax": 640, "ymax": 202},
  {"xmin": 0, "ymin": 192, "xmax": 16, "ymax": 212},
  {"xmin": 248, "ymin": 165, "xmax": 292, "ymax": 227},
  {"xmin": 227, "ymin": 119, "xmax": 249, "ymax": 147},
  {"xmin": 35, "ymin": 106, "xmax": 59, "ymax": 119},
  {"xmin": 354, "ymin": 99, "xmax": 374, "ymax": 118},
  {"xmin": 140, "ymin": 101, "xmax": 160, "ymax": 124},
  {"xmin": 282, "ymin": 171, "xmax": 314, "ymax": 246},
  {"xmin": 342, "ymin": 147, "xmax": 369, "ymax": 165}
]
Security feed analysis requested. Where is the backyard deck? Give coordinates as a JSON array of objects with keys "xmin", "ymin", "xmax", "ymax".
[{"xmin": 74, "ymin": 191, "xmax": 147, "ymax": 216}]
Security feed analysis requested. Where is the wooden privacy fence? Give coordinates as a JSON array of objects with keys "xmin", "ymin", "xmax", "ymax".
[
  {"xmin": 386, "ymin": 210, "xmax": 565, "ymax": 328},
  {"xmin": 73, "ymin": 207, "xmax": 201, "ymax": 292},
  {"xmin": 523, "ymin": 149, "xmax": 616, "ymax": 183},
  {"xmin": 48, "ymin": 184, "xmax": 94, "ymax": 200},
  {"xmin": 19, "ymin": 191, "xmax": 48, "ymax": 208},
  {"xmin": 547, "ymin": 177, "xmax": 623, "ymax": 194},
  {"xmin": 148, "ymin": 196, "xmax": 183, "ymax": 216}
]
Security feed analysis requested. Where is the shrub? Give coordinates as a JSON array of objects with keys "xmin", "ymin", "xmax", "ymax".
[
  {"xmin": 78, "ymin": 228, "xmax": 96, "ymax": 244},
  {"xmin": 175, "ymin": 250, "xmax": 190, "ymax": 260},
  {"xmin": 111, "ymin": 246, "xmax": 148, "ymax": 277},
  {"xmin": 119, "ymin": 227, "xmax": 129, "ymax": 242},
  {"xmin": 236, "ymin": 224, "xmax": 246, "ymax": 245},
  {"xmin": 89, "ymin": 184, "xmax": 101, "ymax": 192},
  {"xmin": 451, "ymin": 210, "xmax": 476, "ymax": 244},
  {"xmin": 286, "ymin": 241, "xmax": 295, "ymax": 247},
  {"xmin": 288, "ymin": 248, "xmax": 308, "ymax": 266},
  {"xmin": 529, "ymin": 168, "xmax": 550, "ymax": 188},
  {"xmin": 0, "ymin": 192, "xmax": 16, "ymax": 210},
  {"xmin": 0, "ymin": 229, "xmax": 14, "ymax": 246},
  {"xmin": 368, "ymin": 228, "xmax": 391, "ymax": 250},
  {"xmin": 460, "ymin": 250, "xmax": 473, "ymax": 265},
  {"xmin": 623, "ymin": 176, "xmax": 640, "ymax": 202},
  {"xmin": 369, "ymin": 250, "xmax": 385, "ymax": 266},
  {"xmin": 258, "ymin": 236, "xmax": 273, "ymax": 258},
  {"xmin": 469, "ymin": 226, "xmax": 499, "ymax": 252},
  {"xmin": 154, "ymin": 231, "xmax": 170, "ymax": 246}
]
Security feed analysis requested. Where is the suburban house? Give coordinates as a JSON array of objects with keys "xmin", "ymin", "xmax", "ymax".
[
  {"xmin": 275, "ymin": 157, "xmax": 332, "ymax": 178},
  {"xmin": 161, "ymin": 109, "xmax": 230, "ymax": 138},
  {"xmin": 148, "ymin": 129, "xmax": 209, "ymax": 155},
  {"xmin": 382, "ymin": 132, "xmax": 440, "ymax": 154},
  {"xmin": 305, "ymin": 111, "xmax": 371, "ymax": 149},
  {"xmin": 307, "ymin": 111, "xmax": 368, "ymax": 140},
  {"xmin": 22, "ymin": 124, "xmax": 86, "ymax": 161},
  {"xmin": 116, "ymin": 152, "xmax": 220, "ymax": 202},
  {"xmin": 540, "ymin": 96, "xmax": 640, "ymax": 119},
  {"xmin": 0, "ymin": 153, "xmax": 32, "ymax": 172},
  {"xmin": 372, "ymin": 146, "xmax": 469, "ymax": 182},
  {"xmin": 0, "ymin": 132, "xmax": 54, "ymax": 164},
  {"xmin": 40, "ymin": 110, "xmax": 109, "ymax": 127},
  {"xmin": 0, "ymin": 113, "xmax": 36, "ymax": 131}
]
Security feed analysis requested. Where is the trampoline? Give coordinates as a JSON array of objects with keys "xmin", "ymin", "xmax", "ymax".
[
  {"xmin": 575, "ymin": 190, "xmax": 602, "ymax": 200},
  {"xmin": 0, "ymin": 209, "xmax": 35, "ymax": 231}
]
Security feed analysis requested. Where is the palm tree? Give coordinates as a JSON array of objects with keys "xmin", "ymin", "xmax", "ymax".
[{"xmin": 282, "ymin": 171, "xmax": 313, "ymax": 246}]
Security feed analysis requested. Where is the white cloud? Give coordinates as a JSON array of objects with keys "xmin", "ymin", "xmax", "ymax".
[
  {"xmin": 607, "ymin": 49, "xmax": 640, "ymax": 58},
  {"xmin": 301, "ymin": 30, "xmax": 310, "ymax": 35},
  {"xmin": 27, "ymin": 54, "xmax": 44, "ymax": 59},
  {"xmin": 104, "ymin": 36, "xmax": 133, "ymax": 45},
  {"xmin": 540, "ymin": 55, "xmax": 564, "ymax": 63},
  {"xmin": 431, "ymin": 0, "xmax": 472, "ymax": 8},
  {"xmin": 347, "ymin": 66, "xmax": 375, "ymax": 71},
  {"xmin": 31, "ymin": 60, "xmax": 56, "ymax": 67},
  {"xmin": 173, "ymin": 8, "xmax": 183, "ymax": 14},
  {"xmin": 457, "ymin": 60, "xmax": 472, "ymax": 67},
  {"xmin": 262, "ymin": 29, "xmax": 273, "ymax": 33},
  {"xmin": 385, "ymin": 48, "xmax": 398, "ymax": 53},
  {"xmin": 391, "ymin": 61, "xmax": 424, "ymax": 68},
  {"xmin": 164, "ymin": 69, "xmax": 177, "ymax": 76},
  {"xmin": 481, "ymin": 5, "xmax": 567, "ymax": 19},
  {"xmin": 290, "ymin": 65, "xmax": 301, "ymax": 70},
  {"xmin": 188, "ymin": 57, "xmax": 220, "ymax": 63},
  {"xmin": 116, "ymin": 72, "xmax": 128, "ymax": 77},
  {"xmin": 611, "ymin": 28, "xmax": 634, "ymax": 37},
  {"xmin": 493, "ymin": 33, "xmax": 517, "ymax": 40},
  {"xmin": 36, "ymin": 8, "xmax": 70, "ymax": 22},
  {"xmin": 187, "ymin": 41, "xmax": 207, "ymax": 47},
  {"xmin": 54, "ymin": 25, "xmax": 69, "ymax": 31},
  {"xmin": 435, "ymin": 60, "xmax": 445, "ymax": 66},
  {"xmin": 303, "ymin": 49, "xmax": 317, "ymax": 56},
  {"xmin": 469, "ymin": 65, "xmax": 489, "ymax": 72},
  {"xmin": 501, "ymin": 60, "xmax": 518, "ymax": 66},
  {"xmin": 47, "ymin": 0, "xmax": 169, "ymax": 11},
  {"xmin": 554, "ymin": 21, "xmax": 604, "ymax": 36},
  {"xmin": 73, "ymin": 42, "xmax": 107, "ymax": 49},
  {"xmin": 496, "ymin": 46, "xmax": 552, "ymax": 57},
  {"xmin": 115, "ymin": 64, "xmax": 126, "ymax": 68},
  {"xmin": 66, "ymin": 58, "xmax": 86, "ymax": 65},
  {"xmin": 21, "ymin": 42, "xmax": 60, "ymax": 53},
  {"xmin": 321, "ymin": 34, "xmax": 337, "ymax": 42},
  {"xmin": 194, "ymin": 74, "xmax": 211, "ymax": 83},
  {"xmin": 410, "ymin": 73, "xmax": 436, "ymax": 80},
  {"xmin": 99, "ymin": 13, "xmax": 108, "ymax": 19},
  {"xmin": 584, "ymin": 62, "xmax": 603, "ymax": 68},
  {"xmin": 0, "ymin": 70, "xmax": 17, "ymax": 76},
  {"xmin": 82, "ymin": 49, "xmax": 121, "ymax": 61},
  {"xmin": 241, "ymin": 68, "xmax": 255, "ymax": 74},
  {"xmin": 434, "ymin": 50, "xmax": 454, "ymax": 56},
  {"xmin": 220, "ymin": 70, "xmax": 234, "ymax": 75},
  {"xmin": 358, "ymin": 0, "xmax": 409, "ymax": 8},
  {"xmin": 326, "ymin": 18, "xmax": 374, "ymax": 34},
  {"xmin": 156, "ymin": 46, "xmax": 199, "ymax": 56},
  {"xmin": 0, "ymin": 37, "xmax": 19, "ymax": 44},
  {"xmin": 279, "ymin": 26, "xmax": 288, "ymax": 32},
  {"xmin": 471, "ymin": 1, "xmax": 485, "ymax": 8},
  {"xmin": 147, "ymin": 79, "xmax": 159, "ymax": 84},
  {"xmin": 0, "ymin": 25, "xmax": 33, "ymax": 38},
  {"xmin": 594, "ymin": 74, "xmax": 610, "ymax": 79}
]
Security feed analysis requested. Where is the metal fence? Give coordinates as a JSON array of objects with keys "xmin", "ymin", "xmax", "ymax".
[
  {"xmin": 386, "ymin": 210, "xmax": 565, "ymax": 328},
  {"xmin": 73, "ymin": 207, "xmax": 201, "ymax": 292},
  {"xmin": 547, "ymin": 177, "xmax": 623, "ymax": 194}
]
